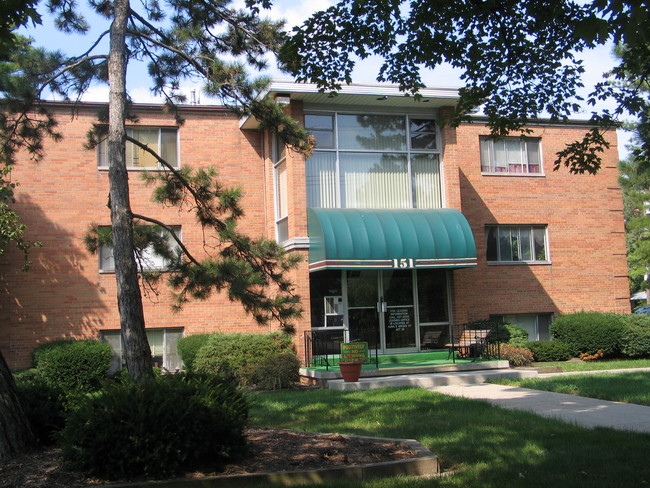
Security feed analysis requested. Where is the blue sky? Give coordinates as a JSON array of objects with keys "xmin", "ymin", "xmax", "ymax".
[{"xmin": 20, "ymin": 0, "xmax": 631, "ymax": 156}]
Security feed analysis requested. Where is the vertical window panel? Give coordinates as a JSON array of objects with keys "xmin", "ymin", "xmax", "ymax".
[
  {"xmin": 306, "ymin": 153, "xmax": 337, "ymax": 208},
  {"xmin": 412, "ymin": 154, "xmax": 441, "ymax": 208},
  {"xmin": 340, "ymin": 153, "xmax": 409, "ymax": 208}
]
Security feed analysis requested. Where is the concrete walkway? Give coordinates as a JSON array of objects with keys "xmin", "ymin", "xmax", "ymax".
[{"xmin": 431, "ymin": 370, "xmax": 650, "ymax": 434}]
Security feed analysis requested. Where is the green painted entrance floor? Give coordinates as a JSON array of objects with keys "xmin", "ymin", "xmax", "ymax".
[{"xmin": 306, "ymin": 350, "xmax": 493, "ymax": 372}]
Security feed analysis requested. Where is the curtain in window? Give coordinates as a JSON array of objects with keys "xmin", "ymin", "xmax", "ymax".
[
  {"xmin": 340, "ymin": 153, "xmax": 409, "ymax": 208},
  {"xmin": 164, "ymin": 329, "xmax": 184, "ymax": 371},
  {"xmin": 412, "ymin": 154, "xmax": 441, "ymax": 208},
  {"xmin": 160, "ymin": 128, "xmax": 178, "ymax": 167},
  {"xmin": 128, "ymin": 128, "xmax": 159, "ymax": 168},
  {"xmin": 306, "ymin": 153, "xmax": 337, "ymax": 208}
]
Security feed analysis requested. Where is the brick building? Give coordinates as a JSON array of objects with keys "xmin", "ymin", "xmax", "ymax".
[{"xmin": 0, "ymin": 81, "xmax": 630, "ymax": 371}]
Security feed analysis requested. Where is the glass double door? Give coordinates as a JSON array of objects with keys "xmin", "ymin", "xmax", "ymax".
[{"xmin": 347, "ymin": 269, "xmax": 416, "ymax": 353}]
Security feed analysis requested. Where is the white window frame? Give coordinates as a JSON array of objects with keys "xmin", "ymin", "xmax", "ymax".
[
  {"xmin": 98, "ymin": 126, "xmax": 180, "ymax": 170},
  {"xmin": 486, "ymin": 225, "xmax": 549, "ymax": 264},
  {"xmin": 480, "ymin": 136, "xmax": 543, "ymax": 175},
  {"xmin": 98, "ymin": 225, "xmax": 182, "ymax": 273},
  {"xmin": 305, "ymin": 112, "xmax": 443, "ymax": 209},
  {"xmin": 100, "ymin": 328, "xmax": 184, "ymax": 372},
  {"xmin": 273, "ymin": 133, "xmax": 289, "ymax": 243}
]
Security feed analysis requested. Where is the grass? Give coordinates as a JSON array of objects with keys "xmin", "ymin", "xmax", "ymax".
[
  {"xmin": 248, "ymin": 387, "xmax": 650, "ymax": 488},
  {"xmin": 491, "ymin": 371, "xmax": 650, "ymax": 406},
  {"xmin": 533, "ymin": 358, "xmax": 650, "ymax": 372}
]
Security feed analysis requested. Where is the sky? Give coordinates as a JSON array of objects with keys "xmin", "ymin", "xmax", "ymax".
[{"xmin": 19, "ymin": 0, "xmax": 632, "ymax": 156}]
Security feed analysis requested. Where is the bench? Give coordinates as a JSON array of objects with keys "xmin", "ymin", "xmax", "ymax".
[{"xmin": 446, "ymin": 329, "xmax": 491, "ymax": 360}]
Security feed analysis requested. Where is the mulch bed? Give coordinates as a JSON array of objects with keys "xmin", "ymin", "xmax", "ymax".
[{"xmin": 0, "ymin": 427, "xmax": 418, "ymax": 487}]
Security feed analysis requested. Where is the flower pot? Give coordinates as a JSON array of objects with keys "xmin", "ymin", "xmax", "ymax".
[{"xmin": 339, "ymin": 361, "xmax": 363, "ymax": 382}]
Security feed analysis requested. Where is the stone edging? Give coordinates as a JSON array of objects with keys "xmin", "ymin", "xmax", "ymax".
[{"xmin": 106, "ymin": 435, "xmax": 439, "ymax": 487}]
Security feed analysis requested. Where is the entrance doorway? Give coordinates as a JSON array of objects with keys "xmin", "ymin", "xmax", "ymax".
[
  {"xmin": 347, "ymin": 269, "xmax": 416, "ymax": 352},
  {"xmin": 309, "ymin": 268, "xmax": 451, "ymax": 355}
]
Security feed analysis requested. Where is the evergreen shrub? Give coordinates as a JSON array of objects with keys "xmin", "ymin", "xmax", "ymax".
[
  {"xmin": 550, "ymin": 312, "xmax": 626, "ymax": 357},
  {"xmin": 14, "ymin": 369, "xmax": 66, "ymax": 446},
  {"xmin": 620, "ymin": 314, "xmax": 650, "ymax": 358},
  {"xmin": 60, "ymin": 374, "xmax": 248, "ymax": 480},
  {"xmin": 177, "ymin": 333, "xmax": 211, "ymax": 371},
  {"xmin": 193, "ymin": 332, "xmax": 297, "ymax": 387},
  {"xmin": 467, "ymin": 319, "xmax": 529, "ymax": 347},
  {"xmin": 32, "ymin": 339, "xmax": 112, "ymax": 392},
  {"xmin": 525, "ymin": 340, "xmax": 572, "ymax": 362},
  {"xmin": 251, "ymin": 351, "xmax": 301, "ymax": 390}
]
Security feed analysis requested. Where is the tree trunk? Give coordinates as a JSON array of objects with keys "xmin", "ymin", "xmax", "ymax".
[
  {"xmin": 108, "ymin": 0, "xmax": 153, "ymax": 381},
  {"xmin": 0, "ymin": 351, "xmax": 35, "ymax": 461}
]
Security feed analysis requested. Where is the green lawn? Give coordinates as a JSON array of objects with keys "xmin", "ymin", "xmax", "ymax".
[
  {"xmin": 533, "ymin": 358, "xmax": 650, "ymax": 372},
  {"xmin": 248, "ymin": 387, "xmax": 650, "ymax": 488},
  {"xmin": 492, "ymin": 371, "xmax": 650, "ymax": 406}
]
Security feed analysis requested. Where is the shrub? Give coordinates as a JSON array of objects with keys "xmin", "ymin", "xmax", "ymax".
[
  {"xmin": 550, "ymin": 312, "xmax": 625, "ymax": 357},
  {"xmin": 14, "ymin": 369, "xmax": 66, "ymax": 446},
  {"xmin": 466, "ymin": 319, "xmax": 529, "ymax": 347},
  {"xmin": 525, "ymin": 341, "xmax": 572, "ymax": 362},
  {"xmin": 498, "ymin": 344, "xmax": 534, "ymax": 367},
  {"xmin": 177, "ymin": 333, "xmax": 211, "ymax": 371},
  {"xmin": 620, "ymin": 315, "xmax": 650, "ymax": 357},
  {"xmin": 60, "ymin": 374, "xmax": 248, "ymax": 480},
  {"xmin": 193, "ymin": 332, "xmax": 295, "ymax": 387},
  {"xmin": 251, "ymin": 351, "xmax": 301, "ymax": 390},
  {"xmin": 32, "ymin": 339, "xmax": 112, "ymax": 392}
]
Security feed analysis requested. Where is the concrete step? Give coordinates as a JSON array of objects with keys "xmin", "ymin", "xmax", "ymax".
[{"xmin": 327, "ymin": 368, "xmax": 539, "ymax": 391}]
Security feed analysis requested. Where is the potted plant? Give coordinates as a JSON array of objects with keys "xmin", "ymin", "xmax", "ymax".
[{"xmin": 339, "ymin": 342, "xmax": 368, "ymax": 382}]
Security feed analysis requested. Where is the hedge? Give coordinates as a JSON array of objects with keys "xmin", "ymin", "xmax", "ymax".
[
  {"xmin": 550, "ymin": 312, "xmax": 626, "ymax": 357},
  {"xmin": 193, "ymin": 332, "xmax": 300, "ymax": 388},
  {"xmin": 32, "ymin": 339, "xmax": 112, "ymax": 392}
]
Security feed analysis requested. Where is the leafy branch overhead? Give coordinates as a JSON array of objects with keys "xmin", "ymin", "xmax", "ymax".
[{"xmin": 279, "ymin": 0, "xmax": 650, "ymax": 174}]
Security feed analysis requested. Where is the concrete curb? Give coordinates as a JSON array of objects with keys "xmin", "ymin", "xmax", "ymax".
[{"xmin": 105, "ymin": 436, "xmax": 439, "ymax": 487}]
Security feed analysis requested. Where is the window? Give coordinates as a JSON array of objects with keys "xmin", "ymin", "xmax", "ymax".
[
  {"xmin": 486, "ymin": 225, "xmax": 548, "ymax": 263},
  {"xmin": 492, "ymin": 314, "xmax": 553, "ymax": 341},
  {"xmin": 101, "ymin": 328, "xmax": 184, "ymax": 373},
  {"xmin": 98, "ymin": 127, "xmax": 179, "ymax": 169},
  {"xmin": 99, "ymin": 225, "xmax": 182, "ymax": 272},
  {"xmin": 480, "ymin": 136, "xmax": 542, "ymax": 174},
  {"xmin": 305, "ymin": 113, "xmax": 442, "ymax": 209},
  {"xmin": 273, "ymin": 133, "xmax": 289, "ymax": 242}
]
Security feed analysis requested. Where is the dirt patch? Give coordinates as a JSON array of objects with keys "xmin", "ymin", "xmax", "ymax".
[{"xmin": 0, "ymin": 427, "xmax": 418, "ymax": 487}]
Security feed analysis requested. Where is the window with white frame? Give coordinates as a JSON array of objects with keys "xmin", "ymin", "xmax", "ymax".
[
  {"xmin": 98, "ymin": 127, "xmax": 179, "ymax": 169},
  {"xmin": 273, "ymin": 133, "xmax": 289, "ymax": 242},
  {"xmin": 101, "ymin": 328, "xmax": 184, "ymax": 372},
  {"xmin": 99, "ymin": 225, "xmax": 182, "ymax": 272},
  {"xmin": 305, "ymin": 113, "xmax": 442, "ymax": 209},
  {"xmin": 492, "ymin": 313, "xmax": 553, "ymax": 341},
  {"xmin": 480, "ymin": 136, "xmax": 542, "ymax": 174},
  {"xmin": 486, "ymin": 225, "xmax": 548, "ymax": 263}
]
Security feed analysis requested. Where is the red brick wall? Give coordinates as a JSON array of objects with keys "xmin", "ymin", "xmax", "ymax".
[
  {"xmin": 445, "ymin": 121, "xmax": 629, "ymax": 323},
  {"xmin": 0, "ymin": 101, "xmax": 630, "ymax": 369},
  {"xmin": 0, "ymin": 103, "xmax": 303, "ymax": 369}
]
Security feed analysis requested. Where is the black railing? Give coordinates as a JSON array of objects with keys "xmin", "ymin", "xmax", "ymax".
[
  {"xmin": 446, "ymin": 320, "xmax": 503, "ymax": 362},
  {"xmin": 304, "ymin": 320, "xmax": 505, "ymax": 369},
  {"xmin": 304, "ymin": 328, "xmax": 380, "ymax": 370}
]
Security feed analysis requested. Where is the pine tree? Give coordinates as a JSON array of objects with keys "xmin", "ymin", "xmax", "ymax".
[{"xmin": 6, "ymin": 0, "xmax": 310, "ymax": 380}]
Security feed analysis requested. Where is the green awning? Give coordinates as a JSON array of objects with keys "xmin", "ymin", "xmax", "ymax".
[{"xmin": 308, "ymin": 208, "xmax": 477, "ymax": 272}]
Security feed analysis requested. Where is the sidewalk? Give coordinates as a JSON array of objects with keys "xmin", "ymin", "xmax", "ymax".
[{"xmin": 431, "ymin": 377, "xmax": 650, "ymax": 434}]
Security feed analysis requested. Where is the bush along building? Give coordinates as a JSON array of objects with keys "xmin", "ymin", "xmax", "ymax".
[{"xmin": 0, "ymin": 81, "xmax": 630, "ymax": 371}]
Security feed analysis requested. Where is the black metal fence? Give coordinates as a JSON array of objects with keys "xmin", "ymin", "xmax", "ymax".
[
  {"xmin": 303, "ymin": 328, "xmax": 380, "ymax": 370},
  {"xmin": 303, "ymin": 320, "xmax": 505, "ymax": 369}
]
